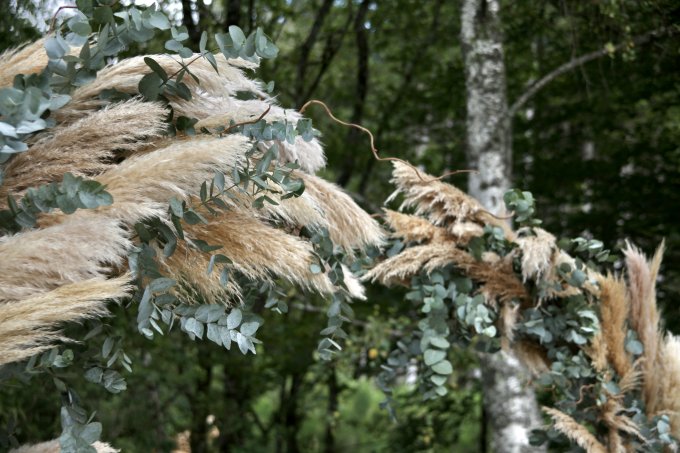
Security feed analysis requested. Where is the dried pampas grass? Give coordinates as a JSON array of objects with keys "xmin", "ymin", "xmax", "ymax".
[
  {"xmin": 0, "ymin": 39, "xmax": 48, "ymax": 88},
  {"xmin": 543, "ymin": 407, "xmax": 607, "ymax": 453},
  {"xmin": 0, "ymin": 217, "xmax": 129, "ymax": 301},
  {"xmin": 623, "ymin": 241, "xmax": 664, "ymax": 417},
  {"xmin": 0, "ymin": 99, "xmax": 167, "ymax": 203},
  {"xmin": 515, "ymin": 228, "xmax": 556, "ymax": 282},
  {"xmin": 0, "ymin": 275, "xmax": 131, "ymax": 366},
  {"xmin": 383, "ymin": 210, "xmax": 453, "ymax": 244},
  {"xmin": 377, "ymin": 156, "xmax": 680, "ymax": 451},
  {"xmin": 10, "ymin": 439, "xmax": 119, "ymax": 453},
  {"xmin": 300, "ymin": 174, "xmax": 385, "ymax": 252},
  {"xmin": 0, "ymin": 39, "xmax": 377, "ymax": 367},
  {"xmin": 52, "ymin": 53, "xmax": 326, "ymax": 173},
  {"xmin": 656, "ymin": 335, "xmax": 680, "ymax": 437},
  {"xmin": 598, "ymin": 275, "xmax": 632, "ymax": 377},
  {"xmin": 389, "ymin": 162, "xmax": 513, "ymax": 239},
  {"xmin": 364, "ymin": 243, "xmax": 458, "ymax": 285},
  {"xmin": 184, "ymin": 207, "xmax": 334, "ymax": 294}
]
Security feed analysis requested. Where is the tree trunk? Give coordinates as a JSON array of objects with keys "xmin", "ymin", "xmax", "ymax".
[
  {"xmin": 189, "ymin": 351, "xmax": 214, "ymax": 453},
  {"xmin": 224, "ymin": 0, "xmax": 242, "ymax": 29},
  {"xmin": 323, "ymin": 364, "xmax": 339, "ymax": 453},
  {"xmin": 460, "ymin": 1, "xmax": 544, "ymax": 452},
  {"xmin": 294, "ymin": 0, "xmax": 334, "ymax": 108},
  {"xmin": 181, "ymin": 0, "xmax": 201, "ymax": 44},
  {"xmin": 336, "ymin": 0, "xmax": 370, "ymax": 187}
]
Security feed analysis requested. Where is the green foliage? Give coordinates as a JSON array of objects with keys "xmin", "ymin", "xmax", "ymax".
[
  {"xmin": 0, "ymin": 72, "xmax": 69, "ymax": 159},
  {"xmin": 1, "ymin": 0, "xmax": 678, "ymax": 450},
  {"xmin": 0, "ymin": 173, "xmax": 112, "ymax": 233}
]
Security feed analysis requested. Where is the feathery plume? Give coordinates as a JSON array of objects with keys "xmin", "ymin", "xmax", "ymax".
[
  {"xmin": 53, "ymin": 54, "xmax": 326, "ymax": 173},
  {"xmin": 0, "ymin": 100, "xmax": 167, "ymax": 203},
  {"xmin": 543, "ymin": 407, "xmax": 607, "ymax": 453},
  {"xmin": 34, "ymin": 135, "xmax": 251, "ymax": 229},
  {"xmin": 0, "ymin": 39, "xmax": 48, "ymax": 88},
  {"xmin": 364, "ymin": 243, "xmax": 461, "ymax": 285},
  {"xmin": 515, "ymin": 227, "xmax": 556, "ymax": 282},
  {"xmin": 389, "ymin": 162, "xmax": 513, "ymax": 238},
  {"xmin": 0, "ymin": 217, "xmax": 129, "ymax": 301},
  {"xmin": 300, "ymin": 174, "xmax": 385, "ymax": 252},
  {"xmin": 598, "ymin": 274, "xmax": 632, "ymax": 377},
  {"xmin": 623, "ymin": 241, "xmax": 664, "ymax": 415},
  {"xmin": 383, "ymin": 210, "xmax": 453, "ymax": 244},
  {"xmin": 0, "ymin": 275, "xmax": 131, "ymax": 366},
  {"xmin": 656, "ymin": 334, "xmax": 680, "ymax": 438},
  {"xmin": 600, "ymin": 399, "xmax": 646, "ymax": 444},
  {"xmin": 177, "ymin": 207, "xmax": 335, "ymax": 297},
  {"xmin": 10, "ymin": 439, "xmax": 119, "ymax": 453},
  {"xmin": 586, "ymin": 333, "xmax": 609, "ymax": 374}
]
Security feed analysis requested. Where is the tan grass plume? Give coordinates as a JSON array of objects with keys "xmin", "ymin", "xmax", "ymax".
[
  {"xmin": 0, "ymin": 275, "xmax": 131, "ymax": 366},
  {"xmin": 543, "ymin": 407, "xmax": 607, "ymax": 453}
]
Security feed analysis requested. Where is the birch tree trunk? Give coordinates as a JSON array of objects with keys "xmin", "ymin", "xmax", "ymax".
[{"xmin": 460, "ymin": 1, "xmax": 545, "ymax": 452}]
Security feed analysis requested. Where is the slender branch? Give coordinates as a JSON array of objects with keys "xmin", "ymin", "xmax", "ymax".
[
  {"xmin": 50, "ymin": 1, "xmax": 120, "ymax": 32},
  {"xmin": 222, "ymin": 105, "xmax": 271, "ymax": 133},
  {"xmin": 509, "ymin": 28, "xmax": 671, "ymax": 117},
  {"xmin": 300, "ymin": 7, "xmax": 355, "ymax": 106},
  {"xmin": 49, "ymin": 5, "xmax": 78, "ymax": 32},
  {"xmin": 299, "ymin": 100, "xmax": 477, "ymax": 183},
  {"xmin": 294, "ymin": 0, "xmax": 334, "ymax": 108}
]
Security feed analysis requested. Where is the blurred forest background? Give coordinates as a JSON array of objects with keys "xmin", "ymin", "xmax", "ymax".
[{"xmin": 1, "ymin": 0, "xmax": 678, "ymax": 451}]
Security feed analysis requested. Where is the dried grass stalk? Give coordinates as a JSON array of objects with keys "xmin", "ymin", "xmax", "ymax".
[
  {"xmin": 543, "ymin": 407, "xmax": 607, "ymax": 453},
  {"xmin": 10, "ymin": 439, "xmax": 119, "ymax": 453},
  {"xmin": 656, "ymin": 335, "xmax": 680, "ymax": 437},
  {"xmin": 586, "ymin": 333, "xmax": 609, "ymax": 374},
  {"xmin": 0, "ymin": 39, "xmax": 48, "ymax": 88},
  {"xmin": 0, "ymin": 100, "xmax": 167, "ymax": 204},
  {"xmin": 0, "ymin": 217, "xmax": 129, "ymax": 301},
  {"xmin": 599, "ymin": 274, "xmax": 632, "ymax": 377},
  {"xmin": 300, "ymin": 174, "xmax": 385, "ymax": 252},
  {"xmin": 0, "ymin": 275, "xmax": 131, "ymax": 366},
  {"xmin": 600, "ymin": 399, "xmax": 646, "ymax": 443},
  {"xmin": 624, "ymin": 241, "xmax": 664, "ymax": 415},
  {"xmin": 389, "ymin": 162, "xmax": 513, "ymax": 238},
  {"xmin": 177, "ymin": 207, "xmax": 335, "ymax": 297},
  {"xmin": 515, "ymin": 227, "xmax": 556, "ymax": 282},
  {"xmin": 383, "ymin": 210, "xmax": 453, "ymax": 244}
]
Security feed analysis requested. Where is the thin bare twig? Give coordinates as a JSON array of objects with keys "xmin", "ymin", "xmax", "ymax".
[
  {"xmin": 299, "ymin": 99, "xmax": 477, "ymax": 183},
  {"xmin": 50, "ymin": 1, "xmax": 120, "ymax": 33},
  {"xmin": 222, "ymin": 105, "xmax": 272, "ymax": 133},
  {"xmin": 50, "ymin": 5, "xmax": 78, "ymax": 33},
  {"xmin": 509, "ymin": 27, "xmax": 672, "ymax": 116}
]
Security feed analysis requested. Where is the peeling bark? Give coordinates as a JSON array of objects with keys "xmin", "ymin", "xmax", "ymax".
[{"xmin": 461, "ymin": 1, "xmax": 545, "ymax": 452}]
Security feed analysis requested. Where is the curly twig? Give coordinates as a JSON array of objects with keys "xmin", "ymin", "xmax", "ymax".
[
  {"xmin": 50, "ymin": 6, "xmax": 78, "ymax": 33},
  {"xmin": 299, "ymin": 100, "xmax": 477, "ymax": 183},
  {"xmin": 222, "ymin": 105, "xmax": 272, "ymax": 133}
]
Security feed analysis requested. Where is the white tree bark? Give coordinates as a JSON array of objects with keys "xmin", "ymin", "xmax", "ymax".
[{"xmin": 460, "ymin": 1, "xmax": 545, "ymax": 452}]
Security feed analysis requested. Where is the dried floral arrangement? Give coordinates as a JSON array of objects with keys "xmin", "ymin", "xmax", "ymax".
[
  {"xmin": 0, "ymin": 33, "xmax": 382, "ymax": 451},
  {"xmin": 366, "ymin": 162, "xmax": 679, "ymax": 451}
]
